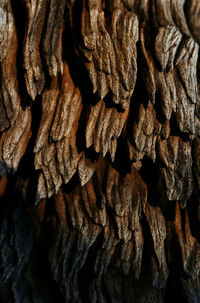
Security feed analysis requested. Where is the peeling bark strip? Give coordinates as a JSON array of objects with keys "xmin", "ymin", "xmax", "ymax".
[
  {"xmin": 0, "ymin": 0, "xmax": 200, "ymax": 302},
  {"xmin": 80, "ymin": 1, "xmax": 139, "ymax": 108},
  {"xmin": 0, "ymin": 0, "xmax": 20, "ymax": 132}
]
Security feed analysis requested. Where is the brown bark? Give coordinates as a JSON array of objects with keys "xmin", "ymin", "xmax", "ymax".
[{"xmin": 0, "ymin": 0, "xmax": 200, "ymax": 302}]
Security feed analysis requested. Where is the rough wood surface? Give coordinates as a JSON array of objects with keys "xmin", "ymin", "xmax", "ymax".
[{"xmin": 0, "ymin": 0, "xmax": 200, "ymax": 302}]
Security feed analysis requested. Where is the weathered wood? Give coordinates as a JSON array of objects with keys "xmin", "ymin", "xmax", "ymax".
[{"xmin": 0, "ymin": 0, "xmax": 200, "ymax": 302}]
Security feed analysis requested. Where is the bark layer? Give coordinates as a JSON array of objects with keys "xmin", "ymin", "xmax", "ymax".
[{"xmin": 0, "ymin": 0, "xmax": 200, "ymax": 302}]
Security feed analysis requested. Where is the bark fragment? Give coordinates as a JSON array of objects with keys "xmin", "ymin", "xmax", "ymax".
[
  {"xmin": 0, "ymin": 0, "xmax": 20, "ymax": 131},
  {"xmin": 23, "ymin": 0, "xmax": 46, "ymax": 99},
  {"xmin": 80, "ymin": 2, "xmax": 139, "ymax": 108}
]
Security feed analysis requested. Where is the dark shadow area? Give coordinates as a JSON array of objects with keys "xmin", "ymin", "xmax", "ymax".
[{"xmin": 139, "ymin": 156, "xmax": 161, "ymax": 207}]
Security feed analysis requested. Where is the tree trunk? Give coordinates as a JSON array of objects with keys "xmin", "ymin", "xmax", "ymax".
[{"xmin": 0, "ymin": 0, "xmax": 200, "ymax": 302}]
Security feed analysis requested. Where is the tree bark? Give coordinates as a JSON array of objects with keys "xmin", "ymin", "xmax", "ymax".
[{"xmin": 0, "ymin": 0, "xmax": 200, "ymax": 302}]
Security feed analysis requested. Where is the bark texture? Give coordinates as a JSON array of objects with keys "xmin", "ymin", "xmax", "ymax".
[{"xmin": 0, "ymin": 0, "xmax": 200, "ymax": 302}]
